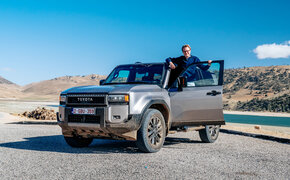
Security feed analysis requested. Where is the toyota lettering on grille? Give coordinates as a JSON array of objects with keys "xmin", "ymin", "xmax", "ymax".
[{"xmin": 77, "ymin": 97, "xmax": 94, "ymax": 102}]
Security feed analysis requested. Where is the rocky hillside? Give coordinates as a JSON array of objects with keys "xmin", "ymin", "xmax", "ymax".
[
  {"xmin": 223, "ymin": 65, "xmax": 290, "ymax": 112},
  {"xmin": 235, "ymin": 94, "xmax": 290, "ymax": 113}
]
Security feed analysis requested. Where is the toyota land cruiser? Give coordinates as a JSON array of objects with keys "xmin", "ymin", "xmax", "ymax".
[{"xmin": 57, "ymin": 60, "xmax": 225, "ymax": 152}]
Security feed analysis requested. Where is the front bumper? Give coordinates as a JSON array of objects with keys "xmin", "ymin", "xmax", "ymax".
[{"xmin": 57, "ymin": 105, "xmax": 141, "ymax": 140}]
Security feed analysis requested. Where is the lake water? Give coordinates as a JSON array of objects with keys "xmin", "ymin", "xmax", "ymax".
[{"xmin": 224, "ymin": 114, "xmax": 290, "ymax": 127}]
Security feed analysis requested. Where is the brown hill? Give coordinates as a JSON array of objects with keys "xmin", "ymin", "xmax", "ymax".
[
  {"xmin": 0, "ymin": 76, "xmax": 24, "ymax": 99},
  {"xmin": 0, "ymin": 84, "xmax": 24, "ymax": 99},
  {"xmin": 22, "ymin": 74, "xmax": 107, "ymax": 100}
]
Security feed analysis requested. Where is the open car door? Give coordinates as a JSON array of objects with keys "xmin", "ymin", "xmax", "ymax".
[{"xmin": 169, "ymin": 60, "xmax": 225, "ymax": 127}]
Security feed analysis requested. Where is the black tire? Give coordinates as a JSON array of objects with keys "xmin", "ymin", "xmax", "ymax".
[
  {"xmin": 199, "ymin": 125, "xmax": 220, "ymax": 143},
  {"xmin": 136, "ymin": 109, "xmax": 166, "ymax": 153},
  {"xmin": 64, "ymin": 136, "xmax": 93, "ymax": 147}
]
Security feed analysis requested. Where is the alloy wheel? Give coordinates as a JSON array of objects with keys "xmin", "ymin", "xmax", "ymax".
[
  {"xmin": 147, "ymin": 115, "xmax": 163, "ymax": 147},
  {"xmin": 208, "ymin": 125, "xmax": 219, "ymax": 139}
]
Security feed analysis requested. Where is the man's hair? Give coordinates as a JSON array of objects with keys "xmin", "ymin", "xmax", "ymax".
[{"xmin": 182, "ymin": 44, "xmax": 191, "ymax": 51}]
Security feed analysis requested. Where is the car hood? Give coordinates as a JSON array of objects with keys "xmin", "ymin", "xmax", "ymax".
[{"xmin": 61, "ymin": 84, "xmax": 162, "ymax": 94}]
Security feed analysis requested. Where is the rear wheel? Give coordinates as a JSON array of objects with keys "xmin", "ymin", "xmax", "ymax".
[
  {"xmin": 199, "ymin": 125, "xmax": 220, "ymax": 143},
  {"xmin": 64, "ymin": 136, "xmax": 93, "ymax": 147},
  {"xmin": 136, "ymin": 109, "xmax": 166, "ymax": 153}
]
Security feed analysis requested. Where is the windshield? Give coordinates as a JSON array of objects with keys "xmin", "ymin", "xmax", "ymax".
[{"xmin": 104, "ymin": 64, "xmax": 165, "ymax": 85}]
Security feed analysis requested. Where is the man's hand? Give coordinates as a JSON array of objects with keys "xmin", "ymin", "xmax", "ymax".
[
  {"xmin": 169, "ymin": 62, "xmax": 176, "ymax": 69},
  {"xmin": 208, "ymin": 60, "xmax": 212, "ymax": 66}
]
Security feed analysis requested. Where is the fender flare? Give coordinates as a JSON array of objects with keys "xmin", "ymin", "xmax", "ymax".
[{"xmin": 139, "ymin": 99, "xmax": 171, "ymax": 131}]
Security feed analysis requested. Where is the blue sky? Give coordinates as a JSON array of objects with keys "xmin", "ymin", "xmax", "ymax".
[{"xmin": 0, "ymin": 0, "xmax": 289, "ymax": 85}]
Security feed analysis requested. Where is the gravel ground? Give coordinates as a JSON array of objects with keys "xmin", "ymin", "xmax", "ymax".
[{"xmin": 0, "ymin": 123, "xmax": 289, "ymax": 180}]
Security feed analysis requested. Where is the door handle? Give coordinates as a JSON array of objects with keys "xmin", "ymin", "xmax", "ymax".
[{"xmin": 206, "ymin": 90, "xmax": 221, "ymax": 96}]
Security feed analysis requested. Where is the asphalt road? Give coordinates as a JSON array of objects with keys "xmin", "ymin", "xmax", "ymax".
[{"xmin": 0, "ymin": 123, "xmax": 289, "ymax": 180}]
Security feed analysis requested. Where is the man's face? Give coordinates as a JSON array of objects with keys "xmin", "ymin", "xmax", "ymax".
[{"xmin": 182, "ymin": 47, "xmax": 191, "ymax": 59}]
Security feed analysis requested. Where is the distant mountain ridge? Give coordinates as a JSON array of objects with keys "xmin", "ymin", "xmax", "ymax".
[
  {"xmin": 23, "ymin": 74, "xmax": 106, "ymax": 95},
  {"xmin": 0, "ymin": 74, "xmax": 106, "ymax": 100},
  {"xmin": 22, "ymin": 74, "xmax": 107, "ymax": 100}
]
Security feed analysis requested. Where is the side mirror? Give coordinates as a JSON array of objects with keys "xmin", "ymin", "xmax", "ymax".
[
  {"xmin": 99, "ymin": 79, "xmax": 105, "ymax": 85},
  {"xmin": 177, "ymin": 76, "xmax": 187, "ymax": 91}
]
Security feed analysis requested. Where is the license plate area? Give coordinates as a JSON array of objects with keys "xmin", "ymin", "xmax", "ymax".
[{"xmin": 71, "ymin": 108, "xmax": 95, "ymax": 115}]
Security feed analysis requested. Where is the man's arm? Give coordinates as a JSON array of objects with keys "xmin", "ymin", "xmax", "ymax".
[
  {"xmin": 194, "ymin": 57, "xmax": 212, "ymax": 71},
  {"xmin": 166, "ymin": 57, "xmax": 183, "ymax": 69},
  {"xmin": 166, "ymin": 58, "xmax": 176, "ymax": 69}
]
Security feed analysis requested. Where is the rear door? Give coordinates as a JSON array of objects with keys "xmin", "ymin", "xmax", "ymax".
[{"xmin": 169, "ymin": 60, "xmax": 224, "ymax": 126}]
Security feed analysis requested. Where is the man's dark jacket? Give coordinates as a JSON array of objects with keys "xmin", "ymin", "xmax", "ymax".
[{"xmin": 166, "ymin": 55, "xmax": 209, "ymax": 87}]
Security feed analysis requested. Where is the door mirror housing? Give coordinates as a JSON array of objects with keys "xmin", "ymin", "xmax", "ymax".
[
  {"xmin": 177, "ymin": 76, "xmax": 187, "ymax": 91},
  {"xmin": 99, "ymin": 79, "xmax": 105, "ymax": 85}
]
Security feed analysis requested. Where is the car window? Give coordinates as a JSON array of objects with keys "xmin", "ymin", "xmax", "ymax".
[
  {"xmin": 104, "ymin": 64, "xmax": 164, "ymax": 85},
  {"xmin": 111, "ymin": 70, "xmax": 129, "ymax": 83},
  {"xmin": 182, "ymin": 62, "xmax": 220, "ymax": 87},
  {"xmin": 135, "ymin": 72, "xmax": 148, "ymax": 81}
]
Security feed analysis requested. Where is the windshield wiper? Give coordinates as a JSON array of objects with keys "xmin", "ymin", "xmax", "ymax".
[
  {"xmin": 103, "ymin": 82, "xmax": 121, "ymax": 85},
  {"xmin": 104, "ymin": 81, "xmax": 152, "ymax": 85},
  {"xmin": 125, "ymin": 81, "xmax": 151, "ymax": 84}
]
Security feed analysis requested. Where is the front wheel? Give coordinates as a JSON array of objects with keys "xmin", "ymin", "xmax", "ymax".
[
  {"xmin": 64, "ymin": 136, "xmax": 93, "ymax": 147},
  {"xmin": 199, "ymin": 125, "xmax": 220, "ymax": 143},
  {"xmin": 136, "ymin": 109, "xmax": 166, "ymax": 153}
]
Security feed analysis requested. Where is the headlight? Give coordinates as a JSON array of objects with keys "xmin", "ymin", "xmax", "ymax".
[
  {"xmin": 108, "ymin": 95, "xmax": 129, "ymax": 103},
  {"xmin": 59, "ymin": 95, "xmax": 66, "ymax": 103}
]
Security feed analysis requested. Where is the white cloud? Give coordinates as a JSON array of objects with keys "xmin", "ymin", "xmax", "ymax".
[
  {"xmin": 1, "ymin": 67, "xmax": 13, "ymax": 72},
  {"xmin": 253, "ymin": 41, "xmax": 290, "ymax": 59}
]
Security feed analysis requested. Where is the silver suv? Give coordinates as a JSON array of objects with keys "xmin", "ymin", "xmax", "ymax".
[{"xmin": 58, "ymin": 60, "xmax": 225, "ymax": 153}]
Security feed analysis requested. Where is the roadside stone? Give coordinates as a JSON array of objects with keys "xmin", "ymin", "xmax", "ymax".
[{"xmin": 254, "ymin": 125, "xmax": 261, "ymax": 130}]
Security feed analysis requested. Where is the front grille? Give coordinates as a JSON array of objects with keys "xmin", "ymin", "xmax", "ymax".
[
  {"xmin": 68, "ymin": 97, "xmax": 105, "ymax": 104},
  {"xmin": 67, "ymin": 94, "xmax": 107, "ymax": 105},
  {"xmin": 68, "ymin": 115, "xmax": 101, "ymax": 123},
  {"xmin": 68, "ymin": 115, "xmax": 82, "ymax": 122},
  {"xmin": 85, "ymin": 116, "xmax": 101, "ymax": 123},
  {"xmin": 66, "ymin": 107, "xmax": 105, "ymax": 124}
]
